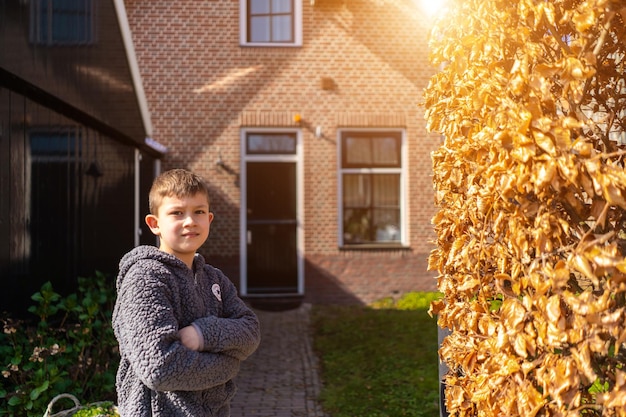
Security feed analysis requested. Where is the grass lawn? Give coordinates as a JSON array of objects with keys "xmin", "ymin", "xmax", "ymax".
[{"xmin": 311, "ymin": 293, "xmax": 441, "ymax": 417}]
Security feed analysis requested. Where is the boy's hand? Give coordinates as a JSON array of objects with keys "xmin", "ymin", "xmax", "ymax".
[{"xmin": 179, "ymin": 325, "xmax": 202, "ymax": 351}]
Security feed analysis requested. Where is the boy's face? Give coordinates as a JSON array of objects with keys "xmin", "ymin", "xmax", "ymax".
[{"xmin": 145, "ymin": 192, "xmax": 213, "ymax": 267}]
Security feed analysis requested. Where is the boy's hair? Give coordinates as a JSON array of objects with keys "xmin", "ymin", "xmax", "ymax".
[{"xmin": 148, "ymin": 169, "xmax": 210, "ymax": 215}]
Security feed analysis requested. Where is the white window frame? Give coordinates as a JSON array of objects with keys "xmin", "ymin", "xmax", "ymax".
[
  {"xmin": 239, "ymin": 0, "xmax": 303, "ymax": 47},
  {"xmin": 337, "ymin": 129, "xmax": 409, "ymax": 248}
]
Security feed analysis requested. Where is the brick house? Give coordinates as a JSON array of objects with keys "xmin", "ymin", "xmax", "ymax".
[{"xmin": 125, "ymin": 0, "xmax": 441, "ymax": 305}]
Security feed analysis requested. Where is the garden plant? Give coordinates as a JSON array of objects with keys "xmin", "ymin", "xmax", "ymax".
[
  {"xmin": 425, "ymin": 0, "xmax": 626, "ymax": 416},
  {"xmin": 0, "ymin": 272, "xmax": 119, "ymax": 417}
]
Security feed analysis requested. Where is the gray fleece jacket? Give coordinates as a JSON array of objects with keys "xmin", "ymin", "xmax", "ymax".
[{"xmin": 112, "ymin": 246, "xmax": 261, "ymax": 417}]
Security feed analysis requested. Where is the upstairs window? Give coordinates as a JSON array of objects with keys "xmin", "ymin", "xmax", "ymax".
[
  {"xmin": 30, "ymin": 0, "xmax": 95, "ymax": 45},
  {"xmin": 240, "ymin": 0, "xmax": 302, "ymax": 46},
  {"xmin": 339, "ymin": 131, "xmax": 406, "ymax": 247}
]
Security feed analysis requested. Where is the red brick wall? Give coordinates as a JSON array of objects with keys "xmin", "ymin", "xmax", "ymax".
[{"xmin": 126, "ymin": 0, "xmax": 441, "ymax": 304}]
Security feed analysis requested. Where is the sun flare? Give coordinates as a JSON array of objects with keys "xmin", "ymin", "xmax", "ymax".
[{"xmin": 419, "ymin": 0, "xmax": 448, "ymax": 17}]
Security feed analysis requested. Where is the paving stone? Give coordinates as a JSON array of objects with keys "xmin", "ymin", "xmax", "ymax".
[{"xmin": 231, "ymin": 304, "xmax": 329, "ymax": 417}]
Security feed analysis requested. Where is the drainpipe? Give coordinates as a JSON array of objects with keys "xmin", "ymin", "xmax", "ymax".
[{"xmin": 134, "ymin": 149, "xmax": 142, "ymax": 247}]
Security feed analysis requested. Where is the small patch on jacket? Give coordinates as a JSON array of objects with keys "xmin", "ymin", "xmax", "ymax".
[{"xmin": 212, "ymin": 283, "xmax": 222, "ymax": 302}]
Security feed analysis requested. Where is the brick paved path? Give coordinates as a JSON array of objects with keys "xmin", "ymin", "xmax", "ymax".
[{"xmin": 230, "ymin": 304, "xmax": 329, "ymax": 417}]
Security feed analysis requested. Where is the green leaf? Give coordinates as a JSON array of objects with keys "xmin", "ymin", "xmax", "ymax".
[
  {"xmin": 588, "ymin": 378, "xmax": 609, "ymax": 394},
  {"xmin": 8, "ymin": 396, "xmax": 22, "ymax": 406},
  {"xmin": 487, "ymin": 294, "xmax": 503, "ymax": 312},
  {"xmin": 30, "ymin": 380, "xmax": 50, "ymax": 400},
  {"xmin": 608, "ymin": 343, "xmax": 615, "ymax": 358}
]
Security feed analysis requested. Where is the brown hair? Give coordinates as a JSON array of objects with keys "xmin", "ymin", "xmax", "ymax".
[{"xmin": 148, "ymin": 169, "xmax": 210, "ymax": 214}]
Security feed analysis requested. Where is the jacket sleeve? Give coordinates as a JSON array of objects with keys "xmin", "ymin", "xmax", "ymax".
[
  {"xmin": 114, "ymin": 263, "xmax": 241, "ymax": 392},
  {"xmin": 192, "ymin": 267, "xmax": 261, "ymax": 360}
]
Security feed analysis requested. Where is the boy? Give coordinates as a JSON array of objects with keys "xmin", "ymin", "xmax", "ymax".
[{"xmin": 112, "ymin": 169, "xmax": 260, "ymax": 417}]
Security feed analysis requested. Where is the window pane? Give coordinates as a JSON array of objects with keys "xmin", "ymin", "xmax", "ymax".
[
  {"xmin": 33, "ymin": 0, "xmax": 93, "ymax": 44},
  {"xmin": 372, "ymin": 174, "xmax": 399, "ymax": 206},
  {"xmin": 272, "ymin": 15, "xmax": 292, "ymax": 42},
  {"xmin": 31, "ymin": 131, "xmax": 79, "ymax": 158},
  {"xmin": 341, "ymin": 168, "xmax": 401, "ymax": 244},
  {"xmin": 54, "ymin": 0, "xmax": 81, "ymax": 42},
  {"xmin": 343, "ymin": 174, "xmax": 370, "ymax": 207},
  {"xmin": 250, "ymin": 0, "xmax": 270, "ymax": 14},
  {"xmin": 342, "ymin": 133, "xmax": 401, "ymax": 168},
  {"xmin": 250, "ymin": 16, "xmax": 270, "ymax": 42},
  {"xmin": 345, "ymin": 137, "xmax": 372, "ymax": 165},
  {"xmin": 54, "ymin": 13, "xmax": 87, "ymax": 43},
  {"xmin": 272, "ymin": 0, "xmax": 292, "ymax": 13},
  {"xmin": 373, "ymin": 208, "xmax": 401, "ymax": 242},
  {"xmin": 247, "ymin": 133, "xmax": 297, "ymax": 154},
  {"xmin": 372, "ymin": 136, "xmax": 400, "ymax": 165},
  {"xmin": 372, "ymin": 174, "xmax": 400, "ymax": 242},
  {"xmin": 246, "ymin": 0, "xmax": 296, "ymax": 45},
  {"xmin": 343, "ymin": 208, "xmax": 372, "ymax": 244},
  {"xmin": 343, "ymin": 174, "xmax": 372, "ymax": 243}
]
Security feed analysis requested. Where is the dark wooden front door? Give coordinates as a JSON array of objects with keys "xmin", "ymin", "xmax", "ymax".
[{"xmin": 245, "ymin": 161, "xmax": 298, "ymax": 294}]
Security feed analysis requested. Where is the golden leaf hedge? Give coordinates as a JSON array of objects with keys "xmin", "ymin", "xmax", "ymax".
[{"xmin": 425, "ymin": 0, "xmax": 626, "ymax": 415}]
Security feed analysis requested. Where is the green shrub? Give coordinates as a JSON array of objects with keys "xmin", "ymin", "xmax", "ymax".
[
  {"xmin": 0, "ymin": 272, "xmax": 119, "ymax": 417},
  {"xmin": 370, "ymin": 291, "xmax": 443, "ymax": 310}
]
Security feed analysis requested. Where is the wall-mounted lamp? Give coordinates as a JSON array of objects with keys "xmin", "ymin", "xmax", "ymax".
[
  {"xmin": 86, "ymin": 161, "xmax": 104, "ymax": 178},
  {"xmin": 291, "ymin": 114, "xmax": 325, "ymax": 139},
  {"xmin": 215, "ymin": 150, "xmax": 225, "ymax": 168},
  {"xmin": 215, "ymin": 149, "xmax": 240, "ymax": 186}
]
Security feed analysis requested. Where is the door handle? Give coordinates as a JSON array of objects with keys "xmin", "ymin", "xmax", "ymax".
[{"xmin": 247, "ymin": 230, "xmax": 252, "ymax": 244}]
